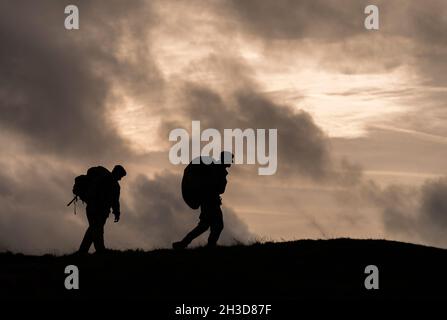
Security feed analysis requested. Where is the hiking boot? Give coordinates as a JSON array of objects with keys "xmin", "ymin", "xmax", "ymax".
[
  {"xmin": 172, "ymin": 241, "xmax": 187, "ymax": 250},
  {"xmin": 73, "ymin": 250, "xmax": 89, "ymax": 257}
]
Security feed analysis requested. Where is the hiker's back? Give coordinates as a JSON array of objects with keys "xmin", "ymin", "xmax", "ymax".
[
  {"xmin": 86, "ymin": 166, "xmax": 114, "ymax": 207},
  {"xmin": 201, "ymin": 164, "xmax": 226, "ymax": 201}
]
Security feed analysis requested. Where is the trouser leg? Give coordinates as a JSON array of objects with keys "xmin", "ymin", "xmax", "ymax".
[
  {"xmin": 182, "ymin": 220, "xmax": 210, "ymax": 245},
  {"xmin": 80, "ymin": 207, "xmax": 107, "ymax": 253},
  {"xmin": 92, "ymin": 215, "xmax": 107, "ymax": 253},
  {"xmin": 79, "ymin": 226, "xmax": 93, "ymax": 253},
  {"xmin": 79, "ymin": 208, "xmax": 96, "ymax": 253},
  {"xmin": 208, "ymin": 207, "xmax": 223, "ymax": 247}
]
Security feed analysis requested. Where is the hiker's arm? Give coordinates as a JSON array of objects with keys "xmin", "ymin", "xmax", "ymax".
[
  {"xmin": 112, "ymin": 184, "xmax": 121, "ymax": 221},
  {"xmin": 217, "ymin": 178, "xmax": 227, "ymax": 194},
  {"xmin": 216, "ymin": 170, "xmax": 228, "ymax": 194}
]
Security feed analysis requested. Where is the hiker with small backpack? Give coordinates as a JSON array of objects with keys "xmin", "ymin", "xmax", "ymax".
[
  {"xmin": 69, "ymin": 165, "xmax": 127, "ymax": 254},
  {"xmin": 173, "ymin": 151, "xmax": 234, "ymax": 249}
]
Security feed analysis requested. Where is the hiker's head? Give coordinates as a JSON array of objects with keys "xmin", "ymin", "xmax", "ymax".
[
  {"xmin": 220, "ymin": 151, "xmax": 234, "ymax": 168},
  {"xmin": 112, "ymin": 165, "xmax": 127, "ymax": 181}
]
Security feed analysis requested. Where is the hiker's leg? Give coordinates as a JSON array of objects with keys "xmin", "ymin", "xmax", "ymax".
[
  {"xmin": 92, "ymin": 214, "xmax": 107, "ymax": 253},
  {"xmin": 181, "ymin": 203, "xmax": 215, "ymax": 245},
  {"xmin": 208, "ymin": 206, "xmax": 223, "ymax": 247},
  {"xmin": 79, "ymin": 227, "xmax": 93, "ymax": 253},
  {"xmin": 79, "ymin": 207, "xmax": 95, "ymax": 253},
  {"xmin": 182, "ymin": 220, "xmax": 209, "ymax": 245}
]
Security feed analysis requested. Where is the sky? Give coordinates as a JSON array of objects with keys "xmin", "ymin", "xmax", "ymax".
[{"xmin": 1, "ymin": 0, "xmax": 447, "ymax": 254}]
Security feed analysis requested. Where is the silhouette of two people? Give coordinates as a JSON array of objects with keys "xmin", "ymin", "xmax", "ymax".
[
  {"xmin": 73, "ymin": 152, "xmax": 232, "ymax": 253},
  {"xmin": 173, "ymin": 152, "xmax": 234, "ymax": 249},
  {"xmin": 77, "ymin": 165, "xmax": 127, "ymax": 254}
]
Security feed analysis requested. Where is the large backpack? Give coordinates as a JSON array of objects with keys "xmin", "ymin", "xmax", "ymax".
[
  {"xmin": 70, "ymin": 166, "xmax": 111, "ymax": 204},
  {"xmin": 181, "ymin": 156, "xmax": 216, "ymax": 209}
]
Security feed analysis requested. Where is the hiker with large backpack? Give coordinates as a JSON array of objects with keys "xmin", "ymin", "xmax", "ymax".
[
  {"xmin": 69, "ymin": 165, "xmax": 127, "ymax": 254},
  {"xmin": 173, "ymin": 151, "xmax": 234, "ymax": 249}
]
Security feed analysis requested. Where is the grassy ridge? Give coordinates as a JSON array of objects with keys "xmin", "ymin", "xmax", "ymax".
[{"xmin": 1, "ymin": 238, "xmax": 447, "ymax": 300}]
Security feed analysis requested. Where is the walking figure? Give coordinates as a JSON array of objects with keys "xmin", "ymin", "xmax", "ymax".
[
  {"xmin": 173, "ymin": 151, "xmax": 233, "ymax": 249},
  {"xmin": 69, "ymin": 165, "xmax": 126, "ymax": 253}
]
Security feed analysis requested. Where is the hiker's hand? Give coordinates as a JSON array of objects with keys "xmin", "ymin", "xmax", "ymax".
[{"xmin": 114, "ymin": 214, "xmax": 120, "ymax": 223}]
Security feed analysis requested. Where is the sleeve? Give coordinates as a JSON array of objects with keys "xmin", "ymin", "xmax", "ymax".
[
  {"xmin": 216, "ymin": 169, "xmax": 228, "ymax": 195},
  {"xmin": 111, "ymin": 183, "xmax": 121, "ymax": 216}
]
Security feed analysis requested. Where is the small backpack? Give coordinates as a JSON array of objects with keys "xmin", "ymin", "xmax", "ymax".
[{"xmin": 72, "ymin": 174, "xmax": 90, "ymax": 203}]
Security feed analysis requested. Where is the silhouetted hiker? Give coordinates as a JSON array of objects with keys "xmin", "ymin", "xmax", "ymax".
[
  {"xmin": 69, "ymin": 165, "xmax": 126, "ymax": 254},
  {"xmin": 173, "ymin": 151, "xmax": 234, "ymax": 249}
]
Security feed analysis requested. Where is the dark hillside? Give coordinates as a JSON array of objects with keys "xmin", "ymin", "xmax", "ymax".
[{"xmin": 1, "ymin": 238, "xmax": 446, "ymax": 302}]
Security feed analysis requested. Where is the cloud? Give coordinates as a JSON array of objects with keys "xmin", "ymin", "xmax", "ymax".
[
  {"xmin": 158, "ymin": 53, "xmax": 337, "ymax": 180},
  {"xmin": 212, "ymin": 0, "xmax": 447, "ymax": 247},
  {"xmin": 0, "ymin": 1, "xmax": 255, "ymax": 254},
  {"xmin": 0, "ymin": 0, "xmax": 161, "ymax": 159},
  {"xmin": 329, "ymin": 172, "xmax": 447, "ymax": 249},
  {"xmin": 218, "ymin": 0, "xmax": 447, "ymax": 83},
  {"xmin": 221, "ymin": 0, "xmax": 365, "ymax": 41},
  {"xmin": 380, "ymin": 177, "xmax": 447, "ymax": 247},
  {"xmin": 0, "ymin": 160, "xmax": 80, "ymax": 254}
]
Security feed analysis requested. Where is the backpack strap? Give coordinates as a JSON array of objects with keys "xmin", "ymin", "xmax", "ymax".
[{"xmin": 67, "ymin": 196, "xmax": 78, "ymax": 215}]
